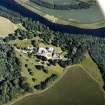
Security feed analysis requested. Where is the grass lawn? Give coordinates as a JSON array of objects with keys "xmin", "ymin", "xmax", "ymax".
[
  {"xmin": 12, "ymin": 65, "xmax": 105, "ymax": 105},
  {"xmin": 16, "ymin": 51, "xmax": 45, "ymax": 86},
  {"xmin": 16, "ymin": 50, "xmax": 63, "ymax": 88},
  {"xmin": 10, "ymin": 39, "xmax": 32, "ymax": 48},
  {"xmin": 13, "ymin": 38, "xmax": 63, "ymax": 89}
]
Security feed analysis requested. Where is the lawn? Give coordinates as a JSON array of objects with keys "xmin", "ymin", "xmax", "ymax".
[
  {"xmin": 16, "ymin": 51, "xmax": 48, "ymax": 85},
  {"xmin": 16, "ymin": 50, "xmax": 63, "ymax": 87},
  {"xmin": 10, "ymin": 39, "xmax": 32, "ymax": 48},
  {"xmin": 13, "ymin": 38, "xmax": 63, "ymax": 89},
  {"xmin": 12, "ymin": 65, "xmax": 105, "ymax": 105}
]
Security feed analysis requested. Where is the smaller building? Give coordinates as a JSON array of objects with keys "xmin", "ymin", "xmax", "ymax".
[
  {"xmin": 46, "ymin": 47, "xmax": 53, "ymax": 53},
  {"xmin": 20, "ymin": 45, "xmax": 37, "ymax": 54},
  {"xmin": 52, "ymin": 53, "xmax": 62, "ymax": 60}
]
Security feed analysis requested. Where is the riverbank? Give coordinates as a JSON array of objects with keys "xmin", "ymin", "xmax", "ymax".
[
  {"xmin": 0, "ymin": 0, "xmax": 105, "ymax": 37},
  {"xmin": 14, "ymin": 0, "xmax": 105, "ymax": 29}
]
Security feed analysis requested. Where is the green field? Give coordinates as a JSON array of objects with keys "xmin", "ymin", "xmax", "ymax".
[
  {"xmin": 31, "ymin": 0, "xmax": 94, "ymax": 7},
  {"xmin": 12, "ymin": 66, "xmax": 105, "ymax": 105},
  {"xmin": 81, "ymin": 53, "xmax": 104, "ymax": 87},
  {"xmin": 14, "ymin": 0, "xmax": 105, "ymax": 29}
]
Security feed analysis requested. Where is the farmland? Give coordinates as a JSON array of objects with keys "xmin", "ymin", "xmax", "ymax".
[
  {"xmin": 30, "ymin": 0, "xmax": 96, "ymax": 10},
  {"xmin": 0, "ymin": 16, "xmax": 17, "ymax": 37},
  {"xmin": 14, "ymin": 0, "xmax": 105, "ymax": 29},
  {"xmin": 81, "ymin": 53, "xmax": 104, "ymax": 87},
  {"xmin": 12, "ymin": 65, "xmax": 105, "ymax": 105}
]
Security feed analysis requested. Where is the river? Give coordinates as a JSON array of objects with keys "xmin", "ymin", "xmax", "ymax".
[{"xmin": 0, "ymin": 0, "xmax": 105, "ymax": 37}]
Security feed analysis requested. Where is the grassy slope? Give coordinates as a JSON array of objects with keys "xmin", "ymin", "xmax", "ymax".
[
  {"xmin": 16, "ymin": 51, "xmax": 50, "ymax": 86},
  {"xmin": 11, "ymin": 38, "xmax": 63, "ymax": 88},
  {"xmin": 14, "ymin": 0, "xmax": 105, "ymax": 29},
  {"xmin": 15, "ymin": 50, "xmax": 63, "ymax": 87},
  {"xmin": 0, "ymin": 17, "xmax": 17, "ymax": 37},
  {"xmin": 12, "ymin": 65, "xmax": 105, "ymax": 105},
  {"xmin": 81, "ymin": 53, "xmax": 104, "ymax": 87}
]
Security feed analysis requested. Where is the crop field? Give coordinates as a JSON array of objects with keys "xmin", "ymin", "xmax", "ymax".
[
  {"xmin": 31, "ymin": 0, "xmax": 77, "ymax": 5},
  {"xmin": 15, "ymin": 0, "xmax": 105, "ymax": 29},
  {"xmin": 0, "ymin": 17, "xmax": 17, "ymax": 37},
  {"xmin": 12, "ymin": 66, "xmax": 105, "ymax": 105},
  {"xmin": 31, "ymin": 0, "xmax": 93, "ymax": 6},
  {"xmin": 28, "ymin": 0, "xmax": 104, "ymax": 23}
]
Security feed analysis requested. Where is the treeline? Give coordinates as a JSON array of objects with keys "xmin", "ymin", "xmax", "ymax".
[
  {"xmin": 0, "ymin": 40, "xmax": 29, "ymax": 105},
  {"xmin": 89, "ymin": 39, "xmax": 105, "ymax": 81},
  {"xmin": 0, "ymin": 5, "xmax": 22, "ymax": 24},
  {"xmin": 0, "ymin": 38, "xmax": 34, "ymax": 105},
  {"xmin": 34, "ymin": 74, "xmax": 57, "ymax": 90}
]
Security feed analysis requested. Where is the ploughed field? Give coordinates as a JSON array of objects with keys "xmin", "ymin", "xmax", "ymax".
[{"xmin": 12, "ymin": 66, "xmax": 105, "ymax": 105}]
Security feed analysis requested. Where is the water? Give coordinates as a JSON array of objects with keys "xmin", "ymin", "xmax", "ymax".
[{"xmin": 0, "ymin": 0, "xmax": 105, "ymax": 37}]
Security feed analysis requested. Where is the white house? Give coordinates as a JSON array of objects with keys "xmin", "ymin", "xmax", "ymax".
[
  {"xmin": 37, "ymin": 47, "xmax": 54, "ymax": 59},
  {"xmin": 46, "ymin": 47, "xmax": 54, "ymax": 53}
]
